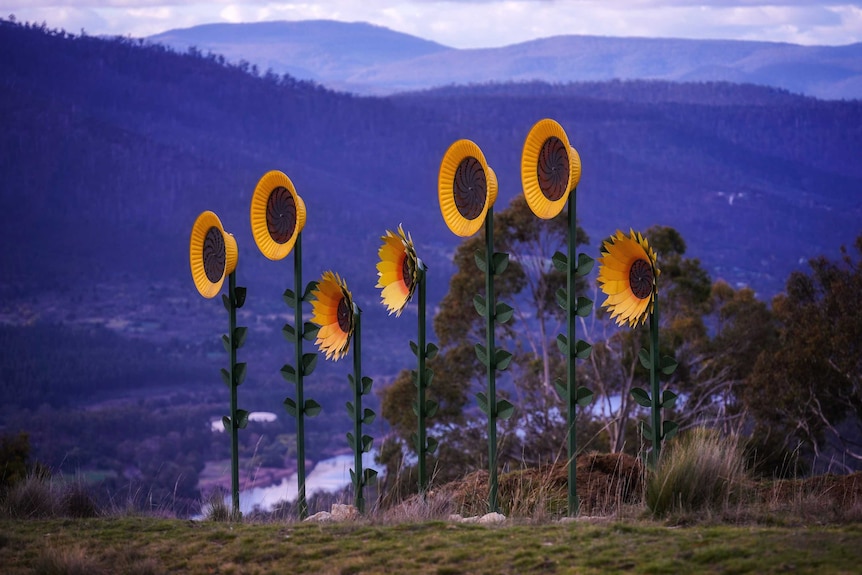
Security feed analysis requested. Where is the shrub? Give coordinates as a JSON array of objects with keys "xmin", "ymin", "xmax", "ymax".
[
  {"xmin": 2, "ymin": 473, "xmax": 57, "ymax": 518},
  {"xmin": 646, "ymin": 427, "xmax": 749, "ymax": 517}
]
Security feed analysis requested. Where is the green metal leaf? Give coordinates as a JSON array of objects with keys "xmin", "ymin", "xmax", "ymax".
[
  {"xmin": 222, "ymin": 294, "xmax": 230, "ymax": 311},
  {"xmin": 221, "ymin": 334, "xmax": 231, "ymax": 353},
  {"xmin": 555, "ymin": 287, "xmax": 568, "ymax": 311},
  {"xmin": 347, "ymin": 400, "xmax": 356, "ymax": 421},
  {"xmin": 302, "ymin": 353, "xmax": 318, "ymax": 376},
  {"xmin": 476, "ymin": 392, "xmax": 489, "ymax": 415},
  {"xmin": 492, "ymin": 252, "xmax": 509, "ymax": 275},
  {"xmin": 554, "ymin": 377, "xmax": 568, "ymax": 401},
  {"xmin": 304, "ymin": 399, "xmax": 321, "ymax": 417},
  {"xmin": 302, "ymin": 281, "xmax": 318, "ymax": 302},
  {"xmin": 552, "ymin": 251, "xmax": 568, "ymax": 273},
  {"xmin": 426, "ymin": 436, "xmax": 439, "ymax": 455},
  {"xmin": 363, "ymin": 408, "xmax": 376, "ymax": 425},
  {"xmin": 494, "ymin": 349, "xmax": 513, "ymax": 371},
  {"xmin": 661, "ymin": 390, "xmax": 678, "ymax": 409},
  {"xmin": 425, "ymin": 369, "xmax": 435, "ymax": 388},
  {"xmin": 363, "ymin": 468, "xmax": 378, "ymax": 484},
  {"xmin": 426, "ymin": 343, "xmax": 439, "ymax": 360},
  {"xmin": 349, "ymin": 468, "xmax": 356, "ymax": 486},
  {"xmin": 575, "ymin": 297, "xmax": 593, "ymax": 318},
  {"xmin": 631, "ymin": 387, "xmax": 652, "ymax": 408},
  {"xmin": 347, "ymin": 373, "xmax": 355, "ymax": 386},
  {"xmin": 411, "ymin": 432, "xmax": 419, "ymax": 452},
  {"xmin": 575, "ymin": 339, "xmax": 592, "ymax": 360},
  {"xmin": 475, "ymin": 343, "xmax": 488, "ymax": 365},
  {"xmin": 235, "ymin": 409, "xmax": 249, "ymax": 429},
  {"xmin": 411, "ymin": 369, "xmax": 420, "ymax": 388},
  {"xmin": 234, "ymin": 287, "xmax": 246, "ymax": 309},
  {"xmin": 425, "ymin": 400, "xmax": 439, "ymax": 419},
  {"xmin": 362, "ymin": 376, "xmax": 374, "ymax": 395},
  {"xmin": 494, "ymin": 302, "xmax": 514, "ymax": 325},
  {"xmin": 640, "ymin": 421, "xmax": 655, "ymax": 443},
  {"xmin": 474, "ymin": 250, "xmax": 487, "ymax": 273},
  {"xmin": 411, "ymin": 399, "xmax": 420, "ymax": 416},
  {"xmin": 576, "ymin": 253, "xmax": 595, "ymax": 276},
  {"xmin": 556, "ymin": 334, "xmax": 569, "ymax": 356},
  {"xmin": 638, "ymin": 348, "xmax": 651, "ymax": 370},
  {"xmin": 361, "ymin": 435, "xmax": 374, "ymax": 453},
  {"xmin": 282, "ymin": 324, "xmax": 297, "ymax": 343},
  {"xmin": 222, "ymin": 416, "xmax": 231, "ymax": 431},
  {"xmin": 280, "ymin": 364, "xmax": 296, "ymax": 384},
  {"xmin": 496, "ymin": 399, "xmax": 515, "ymax": 420},
  {"xmin": 346, "ymin": 432, "xmax": 356, "ymax": 451},
  {"xmin": 220, "ymin": 368, "xmax": 231, "ymax": 387},
  {"xmin": 410, "ymin": 340, "xmax": 419, "ymax": 357},
  {"xmin": 663, "ymin": 420, "xmax": 679, "ymax": 441},
  {"xmin": 233, "ymin": 326, "xmax": 248, "ymax": 349},
  {"xmin": 575, "ymin": 386, "xmax": 594, "ymax": 407},
  {"xmin": 234, "ymin": 362, "xmax": 247, "ymax": 386},
  {"xmin": 282, "ymin": 288, "xmax": 297, "ymax": 308},
  {"xmin": 473, "ymin": 294, "xmax": 487, "ymax": 317},
  {"xmin": 283, "ymin": 397, "xmax": 297, "ymax": 418},
  {"xmin": 661, "ymin": 355, "xmax": 679, "ymax": 375},
  {"xmin": 303, "ymin": 322, "xmax": 320, "ymax": 341}
]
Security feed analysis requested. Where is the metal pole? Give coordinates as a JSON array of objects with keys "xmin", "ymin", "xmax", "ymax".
[
  {"xmin": 228, "ymin": 271, "xmax": 240, "ymax": 517},
  {"xmin": 293, "ymin": 233, "xmax": 308, "ymax": 519},
  {"xmin": 352, "ymin": 305, "xmax": 365, "ymax": 513},
  {"xmin": 484, "ymin": 208, "xmax": 498, "ymax": 513},
  {"xmin": 566, "ymin": 198, "xmax": 580, "ymax": 516},
  {"xmin": 649, "ymin": 300, "xmax": 662, "ymax": 468},
  {"xmin": 417, "ymin": 265, "xmax": 428, "ymax": 495}
]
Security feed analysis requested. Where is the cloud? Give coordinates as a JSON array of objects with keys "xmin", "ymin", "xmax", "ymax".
[{"xmin": 1, "ymin": 0, "xmax": 860, "ymax": 46}]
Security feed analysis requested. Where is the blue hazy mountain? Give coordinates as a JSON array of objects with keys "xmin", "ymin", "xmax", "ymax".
[{"xmin": 150, "ymin": 20, "xmax": 862, "ymax": 99}]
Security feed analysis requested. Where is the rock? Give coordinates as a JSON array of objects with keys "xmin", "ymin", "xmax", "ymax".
[
  {"xmin": 330, "ymin": 504, "xmax": 359, "ymax": 521},
  {"xmin": 303, "ymin": 511, "xmax": 332, "ymax": 523},
  {"xmin": 478, "ymin": 512, "xmax": 506, "ymax": 524},
  {"xmin": 448, "ymin": 514, "xmax": 464, "ymax": 522}
]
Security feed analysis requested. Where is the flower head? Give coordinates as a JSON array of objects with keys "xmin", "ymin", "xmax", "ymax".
[
  {"xmin": 189, "ymin": 210, "xmax": 238, "ymax": 298},
  {"xmin": 310, "ymin": 271, "xmax": 355, "ymax": 361},
  {"xmin": 598, "ymin": 229, "xmax": 660, "ymax": 327},
  {"xmin": 250, "ymin": 170, "xmax": 307, "ymax": 260},
  {"xmin": 438, "ymin": 139, "xmax": 498, "ymax": 237},
  {"xmin": 376, "ymin": 225, "xmax": 421, "ymax": 317},
  {"xmin": 521, "ymin": 118, "xmax": 581, "ymax": 219}
]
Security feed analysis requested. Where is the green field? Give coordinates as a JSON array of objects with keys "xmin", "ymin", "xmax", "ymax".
[{"xmin": 2, "ymin": 517, "xmax": 860, "ymax": 575}]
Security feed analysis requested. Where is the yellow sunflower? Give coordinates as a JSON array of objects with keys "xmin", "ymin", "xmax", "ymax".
[
  {"xmin": 438, "ymin": 139, "xmax": 498, "ymax": 237},
  {"xmin": 520, "ymin": 118, "xmax": 581, "ymax": 220},
  {"xmin": 376, "ymin": 224, "xmax": 420, "ymax": 317},
  {"xmin": 189, "ymin": 210, "xmax": 238, "ymax": 299},
  {"xmin": 597, "ymin": 229, "xmax": 660, "ymax": 328},
  {"xmin": 250, "ymin": 170, "xmax": 307, "ymax": 260},
  {"xmin": 310, "ymin": 271, "xmax": 355, "ymax": 361}
]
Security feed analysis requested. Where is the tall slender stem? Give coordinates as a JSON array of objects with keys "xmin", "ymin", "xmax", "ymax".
[
  {"xmin": 293, "ymin": 233, "xmax": 308, "ymax": 519},
  {"xmin": 352, "ymin": 306, "xmax": 365, "ymax": 513},
  {"xmin": 417, "ymin": 265, "xmax": 428, "ymax": 496},
  {"xmin": 566, "ymin": 198, "xmax": 580, "ymax": 516},
  {"xmin": 228, "ymin": 271, "xmax": 240, "ymax": 517},
  {"xmin": 649, "ymin": 299, "xmax": 662, "ymax": 468},
  {"xmin": 484, "ymin": 208, "xmax": 498, "ymax": 513}
]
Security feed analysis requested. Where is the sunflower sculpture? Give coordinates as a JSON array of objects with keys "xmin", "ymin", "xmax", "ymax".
[
  {"xmin": 376, "ymin": 225, "xmax": 420, "ymax": 317},
  {"xmin": 250, "ymin": 170, "xmax": 306, "ymax": 260},
  {"xmin": 598, "ymin": 229, "xmax": 660, "ymax": 328},
  {"xmin": 189, "ymin": 210, "xmax": 238, "ymax": 298},
  {"xmin": 438, "ymin": 139, "xmax": 498, "ymax": 237},
  {"xmin": 310, "ymin": 271, "xmax": 355, "ymax": 361},
  {"xmin": 521, "ymin": 118, "xmax": 581, "ymax": 220}
]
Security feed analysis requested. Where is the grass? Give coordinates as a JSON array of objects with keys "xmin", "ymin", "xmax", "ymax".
[{"xmin": 1, "ymin": 516, "xmax": 861, "ymax": 574}]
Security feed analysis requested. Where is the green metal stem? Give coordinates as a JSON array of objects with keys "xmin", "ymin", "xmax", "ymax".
[
  {"xmin": 228, "ymin": 271, "xmax": 240, "ymax": 517},
  {"xmin": 649, "ymin": 299, "xmax": 662, "ymax": 468},
  {"xmin": 417, "ymin": 265, "xmax": 428, "ymax": 496},
  {"xmin": 352, "ymin": 305, "xmax": 365, "ymax": 513},
  {"xmin": 484, "ymin": 208, "xmax": 499, "ymax": 513},
  {"xmin": 565, "ymin": 198, "xmax": 580, "ymax": 516},
  {"xmin": 293, "ymin": 233, "xmax": 308, "ymax": 519}
]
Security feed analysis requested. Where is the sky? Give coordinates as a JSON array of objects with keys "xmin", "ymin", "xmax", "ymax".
[{"xmin": 2, "ymin": 0, "xmax": 862, "ymax": 48}]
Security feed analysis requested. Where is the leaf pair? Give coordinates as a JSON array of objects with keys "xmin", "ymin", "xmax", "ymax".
[
  {"xmin": 476, "ymin": 392, "xmax": 515, "ymax": 420},
  {"xmin": 552, "ymin": 251, "xmax": 594, "ymax": 276},
  {"xmin": 475, "ymin": 250, "xmax": 509, "ymax": 275},
  {"xmin": 222, "ymin": 409, "xmax": 249, "ymax": 431},
  {"xmin": 283, "ymin": 397, "xmax": 322, "ymax": 418}
]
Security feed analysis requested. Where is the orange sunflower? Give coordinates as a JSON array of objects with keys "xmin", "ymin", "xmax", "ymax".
[
  {"xmin": 189, "ymin": 210, "xmax": 238, "ymax": 298},
  {"xmin": 309, "ymin": 271, "xmax": 355, "ymax": 361},
  {"xmin": 597, "ymin": 229, "xmax": 660, "ymax": 328},
  {"xmin": 438, "ymin": 139, "xmax": 498, "ymax": 237},
  {"xmin": 520, "ymin": 118, "xmax": 581, "ymax": 220},
  {"xmin": 250, "ymin": 170, "xmax": 307, "ymax": 260}
]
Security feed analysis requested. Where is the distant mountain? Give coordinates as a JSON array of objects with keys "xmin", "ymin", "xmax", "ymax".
[{"xmin": 149, "ymin": 20, "xmax": 862, "ymax": 99}]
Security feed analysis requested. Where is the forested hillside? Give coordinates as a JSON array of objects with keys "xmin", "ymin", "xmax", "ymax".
[{"xmin": 1, "ymin": 19, "xmax": 860, "ymax": 512}]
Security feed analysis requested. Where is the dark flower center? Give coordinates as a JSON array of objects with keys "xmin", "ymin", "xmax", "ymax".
[
  {"xmin": 536, "ymin": 136, "xmax": 569, "ymax": 201},
  {"xmin": 402, "ymin": 253, "xmax": 415, "ymax": 292},
  {"xmin": 453, "ymin": 156, "xmax": 486, "ymax": 220},
  {"xmin": 203, "ymin": 226, "xmax": 226, "ymax": 283},
  {"xmin": 629, "ymin": 259, "xmax": 654, "ymax": 300},
  {"xmin": 337, "ymin": 296, "xmax": 352, "ymax": 333},
  {"xmin": 266, "ymin": 186, "xmax": 297, "ymax": 244}
]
